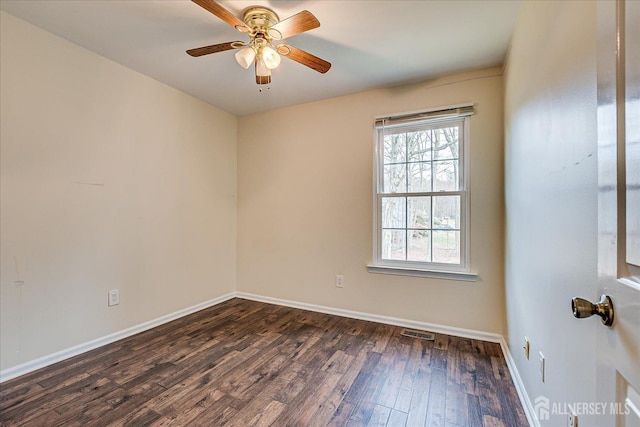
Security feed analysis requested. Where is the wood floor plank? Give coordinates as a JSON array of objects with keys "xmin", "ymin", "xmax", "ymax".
[
  {"xmin": 328, "ymin": 350, "xmax": 381, "ymax": 426},
  {"xmin": 366, "ymin": 404, "xmax": 392, "ymax": 426},
  {"xmin": 155, "ymin": 391, "xmax": 239, "ymax": 426},
  {"xmin": 460, "ymin": 349, "xmax": 479, "ymax": 394},
  {"xmin": 376, "ymin": 338, "xmax": 411, "ymax": 409},
  {"xmin": 148, "ymin": 388, "xmax": 227, "ymax": 426},
  {"xmin": 122, "ymin": 409, "xmax": 163, "ymax": 427},
  {"xmin": 394, "ymin": 338, "xmax": 429, "ymax": 413},
  {"xmin": 346, "ymin": 399, "xmax": 376, "ymax": 426},
  {"xmin": 371, "ymin": 323, "xmax": 395, "ymax": 353},
  {"xmin": 348, "ymin": 346, "xmax": 401, "ymax": 425},
  {"xmin": 0, "ymin": 382, "xmax": 45, "ymax": 412},
  {"xmin": 0, "ymin": 298, "xmax": 528, "ymax": 427},
  {"xmin": 468, "ymin": 393, "xmax": 484, "ymax": 427},
  {"xmin": 476, "ymin": 355, "xmax": 503, "ymax": 420},
  {"xmin": 405, "ymin": 365, "xmax": 432, "ymax": 427},
  {"xmin": 483, "ymin": 414, "xmax": 507, "ymax": 427},
  {"xmin": 327, "ymin": 399, "xmax": 356, "ymax": 427},
  {"xmin": 0, "ymin": 372, "xmax": 95, "ymax": 425},
  {"xmin": 494, "ymin": 370, "xmax": 529, "ymax": 427},
  {"xmin": 125, "ymin": 362, "xmax": 229, "ymax": 423},
  {"xmin": 425, "ymin": 368, "xmax": 447, "ymax": 426},
  {"xmin": 445, "ymin": 382, "xmax": 468, "ymax": 425},
  {"xmin": 1, "ymin": 343, "xmax": 126, "ymax": 395},
  {"xmin": 51, "ymin": 377, "xmax": 118, "ymax": 421},
  {"xmin": 387, "ymin": 408, "xmax": 408, "ymax": 426},
  {"xmin": 224, "ymin": 362, "xmax": 295, "ymax": 426},
  {"xmin": 490, "ymin": 356, "xmax": 510, "ymax": 382},
  {"xmin": 91, "ymin": 382, "xmax": 167, "ymax": 425},
  {"xmin": 430, "ymin": 347, "xmax": 449, "ymax": 371},
  {"xmin": 268, "ymin": 368, "xmax": 334, "ymax": 425},
  {"xmin": 307, "ymin": 343, "xmax": 372, "ymax": 425},
  {"xmin": 434, "ymin": 333, "xmax": 451, "ymax": 351},
  {"xmin": 15, "ymin": 408, "xmax": 69, "ymax": 427},
  {"xmin": 248, "ymin": 399, "xmax": 286, "ymax": 427}
]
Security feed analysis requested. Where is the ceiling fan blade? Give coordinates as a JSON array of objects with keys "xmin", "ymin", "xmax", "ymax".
[
  {"xmin": 192, "ymin": 0, "xmax": 249, "ymax": 32},
  {"xmin": 269, "ymin": 10, "xmax": 320, "ymax": 40},
  {"xmin": 186, "ymin": 41, "xmax": 239, "ymax": 57},
  {"xmin": 283, "ymin": 45, "xmax": 331, "ymax": 74}
]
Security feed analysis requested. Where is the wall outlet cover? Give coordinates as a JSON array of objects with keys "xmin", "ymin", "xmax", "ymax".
[{"xmin": 108, "ymin": 289, "xmax": 119, "ymax": 306}]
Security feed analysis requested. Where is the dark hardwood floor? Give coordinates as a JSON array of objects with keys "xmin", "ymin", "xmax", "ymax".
[{"xmin": 0, "ymin": 298, "xmax": 528, "ymax": 426}]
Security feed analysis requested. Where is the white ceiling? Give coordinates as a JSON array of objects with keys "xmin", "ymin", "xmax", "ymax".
[{"xmin": 0, "ymin": 0, "xmax": 521, "ymax": 116}]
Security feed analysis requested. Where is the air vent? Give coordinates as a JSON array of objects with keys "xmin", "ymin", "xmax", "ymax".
[{"xmin": 400, "ymin": 329, "xmax": 435, "ymax": 341}]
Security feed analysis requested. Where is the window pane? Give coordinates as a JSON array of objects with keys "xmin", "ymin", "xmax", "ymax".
[
  {"xmin": 408, "ymin": 197, "xmax": 431, "ymax": 229},
  {"xmin": 432, "ymin": 230, "xmax": 460, "ymax": 264},
  {"xmin": 433, "ymin": 160, "xmax": 459, "ymax": 191},
  {"xmin": 433, "ymin": 127, "xmax": 459, "ymax": 160},
  {"xmin": 408, "ymin": 230, "xmax": 431, "ymax": 262},
  {"xmin": 383, "ymin": 164, "xmax": 407, "ymax": 193},
  {"xmin": 408, "ymin": 131, "xmax": 431, "ymax": 162},
  {"xmin": 383, "ymin": 133, "xmax": 406, "ymax": 164},
  {"xmin": 376, "ymin": 116, "xmax": 467, "ymax": 270},
  {"xmin": 433, "ymin": 195, "xmax": 460, "ymax": 229},
  {"xmin": 407, "ymin": 162, "xmax": 431, "ymax": 192},
  {"xmin": 381, "ymin": 197, "xmax": 406, "ymax": 228},
  {"xmin": 381, "ymin": 229, "xmax": 406, "ymax": 260}
]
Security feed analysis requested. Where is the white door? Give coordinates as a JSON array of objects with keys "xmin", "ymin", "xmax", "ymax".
[{"xmin": 593, "ymin": 0, "xmax": 640, "ymax": 426}]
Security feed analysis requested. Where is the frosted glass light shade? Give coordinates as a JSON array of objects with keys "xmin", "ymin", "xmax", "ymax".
[
  {"xmin": 255, "ymin": 57, "xmax": 272, "ymax": 85},
  {"xmin": 255, "ymin": 57, "xmax": 271, "ymax": 77},
  {"xmin": 261, "ymin": 46, "xmax": 281, "ymax": 69},
  {"xmin": 235, "ymin": 47, "xmax": 255, "ymax": 69}
]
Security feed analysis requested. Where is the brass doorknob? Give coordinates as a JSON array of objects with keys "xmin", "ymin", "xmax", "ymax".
[{"xmin": 571, "ymin": 295, "xmax": 614, "ymax": 327}]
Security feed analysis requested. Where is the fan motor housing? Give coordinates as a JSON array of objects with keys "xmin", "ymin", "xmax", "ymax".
[{"xmin": 242, "ymin": 7, "xmax": 279, "ymax": 30}]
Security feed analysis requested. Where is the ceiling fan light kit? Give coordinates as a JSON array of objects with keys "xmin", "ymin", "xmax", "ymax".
[
  {"xmin": 188, "ymin": 0, "xmax": 331, "ymax": 90},
  {"xmin": 234, "ymin": 46, "xmax": 255, "ymax": 69},
  {"xmin": 261, "ymin": 45, "xmax": 281, "ymax": 69}
]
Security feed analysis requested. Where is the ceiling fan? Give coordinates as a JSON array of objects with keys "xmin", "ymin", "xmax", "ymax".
[{"xmin": 187, "ymin": 0, "xmax": 331, "ymax": 88}]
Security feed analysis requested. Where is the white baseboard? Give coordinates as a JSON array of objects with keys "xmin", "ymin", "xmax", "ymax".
[
  {"xmin": 235, "ymin": 292, "xmax": 503, "ymax": 343},
  {"xmin": 499, "ymin": 337, "xmax": 540, "ymax": 427},
  {"xmin": 0, "ymin": 292, "xmax": 236, "ymax": 383}
]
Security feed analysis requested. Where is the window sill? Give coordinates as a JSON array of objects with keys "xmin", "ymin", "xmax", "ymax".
[{"xmin": 366, "ymin": 264, "xmax": 479, "ymax": 281}]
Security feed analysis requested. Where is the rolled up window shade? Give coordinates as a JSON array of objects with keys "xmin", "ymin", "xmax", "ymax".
[{"xmin": 375, "ymin": 104, "xmax": 474, "ymax": 129}]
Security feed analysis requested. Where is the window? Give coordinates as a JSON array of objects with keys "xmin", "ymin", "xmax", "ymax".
[{"xmin": 369, "ymin": 105, "xmax": 476, "ymax": 279}]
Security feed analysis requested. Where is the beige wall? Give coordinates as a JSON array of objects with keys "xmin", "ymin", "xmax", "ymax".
[
  {"xmin": 0, "ymin": 12, "xmax": 237, "ymax": 371},
  {"xmin": 504, "ymin": 1, "xmax": 598, "ymax": 424},
  {"xmin": 1, "ymin": 7, "xmax": 510, "ymax": 375},
  {"xmin": 238, "ymin": 68, "xmax": 506, "ymax": 334}
]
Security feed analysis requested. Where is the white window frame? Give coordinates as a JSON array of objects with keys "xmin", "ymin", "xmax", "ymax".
[{"xmin": 367, "ymin": 105, "xmax": 478, "ymax": 281}]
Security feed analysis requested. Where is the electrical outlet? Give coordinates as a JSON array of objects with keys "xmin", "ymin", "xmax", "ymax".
[
  {"xmin": 524, "ymin": 336, "xmax": 530, "ymax": 360},
  {"xmin": 568, "ymin": 412, "xmax": 578, "ymax": 427},
  {"xmin": 539, "ymin": 351, "xmax": 545, "ymax": 383},
  {"xmin": 108, "ymin": 289, "xmax": 119, "ymax": 306},
  {"xmin": 335, "ymin": 275, "xmax": 344, "ymax": 288}
]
